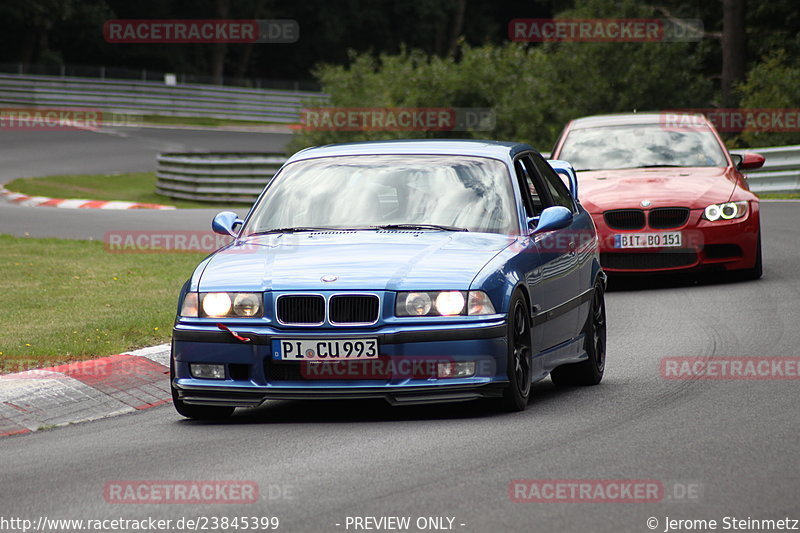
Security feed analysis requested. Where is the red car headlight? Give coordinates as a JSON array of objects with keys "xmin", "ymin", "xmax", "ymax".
[{"xmin": 703, "ymin": 201, "xmax": 748, "ymax": 221}]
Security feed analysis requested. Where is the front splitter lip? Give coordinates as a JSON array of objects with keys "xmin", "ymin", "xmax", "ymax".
[
  {"xmin": 601, "ymin": 260, "xmax": 740, "ymax": 274},
  {"xmin": 173, "ymin": 381, "xmax": 507, "ymax": 407},
  {"xmin": 599, "ymin": 244, "xmax": 751, "ymax": 273}
]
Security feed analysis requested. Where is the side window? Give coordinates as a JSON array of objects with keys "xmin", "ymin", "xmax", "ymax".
[
  {"xmin": 514, "ymin": 157, "xmax": 546, "ymax": 217},
  {"xmin": 530, "ymin": 155, "xmax": 576, "ymax": 212}
]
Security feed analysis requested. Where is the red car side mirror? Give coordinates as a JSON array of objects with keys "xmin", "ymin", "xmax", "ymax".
[{"xmin": 738, "ymin": 152, "xmax": 765, "ymax": 170}]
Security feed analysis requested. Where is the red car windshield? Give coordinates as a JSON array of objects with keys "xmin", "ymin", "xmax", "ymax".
[{"xmin": 559, "ymin": 124, "xmax": 729, "ymax": 171}]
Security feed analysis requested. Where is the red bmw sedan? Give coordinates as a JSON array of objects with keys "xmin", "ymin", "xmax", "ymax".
[{"xmin": 551, "ymin": 113, "xmax": 765, "ymax": 278}]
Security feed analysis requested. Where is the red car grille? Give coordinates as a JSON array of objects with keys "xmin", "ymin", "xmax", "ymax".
[
  {"xmin": 604, "ymin": 208, "xmax": 690, "ymax": 230},
  {"xmin": 604, "ymin": 209, "xmax": 645, "ymax": 230},
  {"xmin": 648, "ymin": 208, "xmax": 690, "ymax": 229}
]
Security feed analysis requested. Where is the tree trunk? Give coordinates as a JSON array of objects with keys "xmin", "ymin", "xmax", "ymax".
[
  {"xmin": 721, "ymin": 0, "xmax": 746, "ymax": 107},
  {"xmin": 446, "ymin": 0, "xmax": 466, "ymax": 57},
  {"xmin": 233, "ymin": 42, "xmax": 255, "ymax": 81},
  {"xmin": 211, "ymin": 0, "xmax": 231, "ymax": 85}
]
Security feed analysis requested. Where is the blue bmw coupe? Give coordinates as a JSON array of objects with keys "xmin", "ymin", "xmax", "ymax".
[{"xmin": 171, "ymin": 140, "xmax": 606, "ymax": 418}]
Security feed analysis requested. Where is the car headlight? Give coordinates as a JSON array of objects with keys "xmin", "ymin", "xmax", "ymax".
[
  {"xmin": 403, "ymin": 292, "xmax": 433, "ymax": 316},
  {"xmin": 196, "ymin": 292, "xmax": 262, "ymax": 318},
  {"xmin": 703, "ymin": 201, "xmax": 748, "ymax": 221},
  {"xmin": 396, "ymin": 291, "xmax": 495, "ymax": 317},
  {"xmin": 233, "ymin": 293, "xmax": 261, "ymax": 317}
]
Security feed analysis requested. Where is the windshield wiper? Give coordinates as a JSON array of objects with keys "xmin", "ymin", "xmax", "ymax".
[
  {"xmin": 246, "ymin": 226, "xmax": 360, "ymax": 235},
  {"xmin": 576, "ymin": 165, "xmax": 688, "ymax": 171},
  {"xmin": 372, "ymin": 223, "xmax": 468, "ymax": 232},
  {"xmin": 246, "ymin": 224, "xmax": 470, "ymax": 236}
]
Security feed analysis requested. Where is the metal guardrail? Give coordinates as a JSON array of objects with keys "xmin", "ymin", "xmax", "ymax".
[
  {"xmin": 0, "ymin": 62, "xmax": 321, "ymax": 91},
  {"xmin": 156, "ymin": 152, "xmax": 286, "ymax": 203},
  {"xmin": 738, "ymin": 145, "xmax": 800, "ymax": 194},
  {"xmin": 0, "ymin": 74, "xmax": 326, "ymax": 123},
  {"xmin": 156, "ymin": 146, "xmax": 800, "ymax": 204}
]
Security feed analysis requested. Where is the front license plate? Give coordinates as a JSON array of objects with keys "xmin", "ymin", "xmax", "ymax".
[
  {"xmin": 614, "ymin": 232, "xmax": 682, "ymax": 248},
  {"xmin": 273, "ymin": 339, "xmax": 379, "ymax": 360}
]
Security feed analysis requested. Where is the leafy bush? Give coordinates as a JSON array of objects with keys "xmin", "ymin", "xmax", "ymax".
[
  {"xmin": 736, "ymin": 51, "xmax": 800, "ymax": 147},
  {"xmin": 289, "ymin": 0, "xmax": 713, "ymax": 155}
]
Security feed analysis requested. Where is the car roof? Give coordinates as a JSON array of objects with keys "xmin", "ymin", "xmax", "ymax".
[
  {"xmin": 568, "ymin": 112, "xmax": 710, "ymax": 129},
  {"xmin": 286, "ymin": 139, "xmax": 536, "ymax": 163}
]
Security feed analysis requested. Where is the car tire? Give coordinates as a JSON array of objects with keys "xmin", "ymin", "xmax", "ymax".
[
  {"xmin": 741, "ymin": 230, "xmax": 763, "ymax": 280},
  {"xmin": 551, "ymin": 281, "xmax": 606, "ymax": 387},
  {"xmin": 500, "ymin": 291, "xmax": 533, "ymax": 411},
  {"xmin": 170, "ymin": 360, "xmax": 235, "ymax": 420}
]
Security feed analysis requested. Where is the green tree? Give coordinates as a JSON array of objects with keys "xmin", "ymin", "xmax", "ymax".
[
  {"xmin": 736, "ymin": 50, "xmax": 800, "ymax": 147},
  {"xmin": 289, "ymin": 0, "xmax": 714, "ymax": 155}
]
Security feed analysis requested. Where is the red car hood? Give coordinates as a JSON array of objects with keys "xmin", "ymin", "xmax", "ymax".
[{"xmin": 577, "ymin": 167, "xmax": 737, "ymax": 213}]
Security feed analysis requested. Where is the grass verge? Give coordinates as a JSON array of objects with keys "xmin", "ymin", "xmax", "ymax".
[
  {"xmin": 757, "ymin": 193, "xmax": 800, "ymax": 199},
  {"xmin": 5, "ymin": 172, "xmax": 247, "ymax": 209},
  {"xmin": 138, "ymin": 114, "xmax": 289, "ymax": 129},
  {"xmin": 0, "ymin": 234, "xmax": 205, "ymax": 372}
]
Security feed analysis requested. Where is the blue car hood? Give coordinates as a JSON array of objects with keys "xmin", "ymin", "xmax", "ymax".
[{"xmin": 197, "ymin": 231, "xmax": 515, "ymax": 292}]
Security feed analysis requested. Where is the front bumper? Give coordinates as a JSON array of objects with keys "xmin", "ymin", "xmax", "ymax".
[
  {"xmin": 172, "ymin": 321, "xmax": 509, "ymax": 407},
  {"xmin": 592, "ymin": 206, "xmax": 759, "ymax": 273}
]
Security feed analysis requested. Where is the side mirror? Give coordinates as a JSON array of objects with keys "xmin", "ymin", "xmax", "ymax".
[
  {"xmin": 531, "ymin": 206, "xmax": 573, "ymax": 235},
  {"xmin": 547, "ymin": 159, "xmax": 579, "ymax": 200},
  {"xmin": 212, "ymin": 211, "xmax": 243, "ymax": 237},
  {"xmin": 738, "ymin": 152, "xmax": 765, "ymax": 171}
]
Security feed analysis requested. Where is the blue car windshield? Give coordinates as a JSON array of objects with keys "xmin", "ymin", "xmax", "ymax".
[
  {"xmin": 243, "ymin": 154, "xmax": 517, "ymax": 235},
  {"xmin": 559, "ymin": 124, "xmax": 728, "ymax": 171}
]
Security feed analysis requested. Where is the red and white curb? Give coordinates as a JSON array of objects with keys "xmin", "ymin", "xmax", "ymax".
[
  {"xmin": 0, "ymin": 344, "xmax": 172, "ymax": 437},
  {"xmin": 0, "ymin": 187, "xmax": 175, "ymax": 210}
]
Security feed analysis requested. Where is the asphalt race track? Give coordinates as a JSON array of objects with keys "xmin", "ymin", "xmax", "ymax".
[
  {"xmin": 0, "ymin": 126, "xmax": 291, "ymax": 184},
  {"xmin": 0, "ymin": 127, "xmax": 291, "ymax": 237},
  {"xmin": 1, "ymin": 129, "xmax": 799, "ymax": 532}
]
